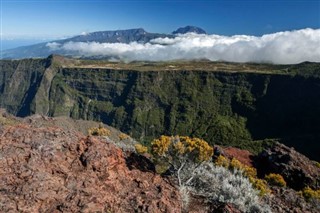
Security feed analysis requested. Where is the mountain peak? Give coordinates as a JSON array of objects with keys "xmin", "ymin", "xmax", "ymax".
[{"xmin": 172, "ymin": 26, "xmax": 207, "ymax": 34}]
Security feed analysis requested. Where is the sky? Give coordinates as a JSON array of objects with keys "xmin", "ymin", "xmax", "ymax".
[
  {"xmin": 1, "ymin": 0, "xmax": 319, "ymax": 38},
  {"xmin": 0, "ymin": 0, "xmax": 319, "ymax": 63}
]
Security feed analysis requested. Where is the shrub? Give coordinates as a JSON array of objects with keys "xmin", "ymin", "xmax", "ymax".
[
  {"xmin": 118, "ymin": 133, "xmax": 129, "ymax": 140},
  {"xmin": 229, "ymin": 158, "xmax": 243, "ymax": 170},
  {"xmin": 188, "ymin": 163, "xmax": 271, "ymax": 212},
  {"xmin": 300, "ymin": 187, "xmax": 320, "ymax": 201},
  {"xmin": 134, "ymin": 144, "xmax": 148, "ymax": 154},
  {"xmin": 213, "ymin": 156, "xmax": 269, "ymax": 196},
  {"xmin": 151, "ymin": 135, "xmax": 172, "ymax": 157},
  {"xmin": 150, "ymin": 135, "xmax": 213, "ymax": 187},
  {"xmin": 136, "ymin": 136, "xmax": 272, "ymax": 211},
  {"xmin": 214, "ymin": 155, "xmax": 230, "ymax": 167},
  {"xmin": 88, "ymin": 126, "xmax": 110, "ymax": 136},
  {"xmin": 250, "ymin": 178, "xmax": 271, "ymax": 196},
  {"xmin": 151, "ymin": 135, "xmax": 213, "ymax": 162},
  {"xmin": 135, "ymin": 135, "xmax": 214, "ymax": 210},
  {"xmin": 265, "ymin": 173, "xmax": 286, "ymax": 187}
]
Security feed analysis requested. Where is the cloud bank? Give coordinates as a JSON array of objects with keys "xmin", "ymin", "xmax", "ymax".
[{"xmin": 47, "ymin": 28, "xmax": 320, "ymax": 64}]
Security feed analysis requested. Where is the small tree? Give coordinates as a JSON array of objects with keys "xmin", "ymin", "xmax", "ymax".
[{"xmin": 150, "ymin": 135, "xmax": 213, "ymax": 187}]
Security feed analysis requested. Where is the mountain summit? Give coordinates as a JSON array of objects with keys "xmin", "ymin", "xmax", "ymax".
[{"xmin": 172, "ymin": 26, "xmax": 207, "ymax": 34}]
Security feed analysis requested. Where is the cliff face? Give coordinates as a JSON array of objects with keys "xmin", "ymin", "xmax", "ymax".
[
  {"xmin": 0, "ymin": 58, "xmax": 48, "ymax": 116},
  {"xmin": 1, "ymin": 56, "xmax": 320, "ymax": 160},
  {"xmin": 47, "ymin": 67, "xmax": 320, "ymax": 160}
]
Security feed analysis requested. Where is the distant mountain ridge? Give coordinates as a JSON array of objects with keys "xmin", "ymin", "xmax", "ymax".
[
  {"xmin": 1, "ymin": 26, "xmax": 206, "ymax": 59},
  {"xmin": 63, "ymin": 28, "xmax": 173, "ymax": 44}
]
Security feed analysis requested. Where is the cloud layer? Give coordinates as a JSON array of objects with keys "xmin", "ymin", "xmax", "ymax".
[{"xmin": 47, "ymin": 28, "xmax": 320, "ymax": 64}]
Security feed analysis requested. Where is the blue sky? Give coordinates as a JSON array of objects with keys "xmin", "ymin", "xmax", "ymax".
[{"xmin": 1, "ymin": 0, "xmax": 320, "ymax": 49}]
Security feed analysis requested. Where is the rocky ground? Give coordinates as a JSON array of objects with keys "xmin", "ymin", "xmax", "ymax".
[
  {"xmin": 0, "ymin": 110, "xmax": 319, "ymax": 212},
  {"xmin": 0, "ymin": 112, "xmax": 181, "ymax": 212}
]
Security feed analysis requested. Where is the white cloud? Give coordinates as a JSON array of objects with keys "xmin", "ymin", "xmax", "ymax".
[
  {"xmin": 45, "ymin": 42, "xmax": 61, "ymax": 50},
  {"xmin": 47, "ymin": 28, "xmax": 320, "ymax": 64}
]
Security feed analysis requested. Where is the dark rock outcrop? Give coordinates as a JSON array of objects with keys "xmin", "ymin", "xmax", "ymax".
[
  {"xmin": 257, "ymin": 142, "xmax": 320, "ymax": 190},
  {"xmin": 0, "ymin": 124, "xmax": 181, "ymax": 212}
]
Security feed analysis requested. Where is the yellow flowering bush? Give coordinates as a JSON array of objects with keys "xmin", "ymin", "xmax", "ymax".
[
  {"xmin": 250, "ymin": 178, "xmax": 271, "ymax": 196},
  {"xmin": 300, "ymin": 187, "xmax": 320, "ymax": 201},
  {"xmin": 151, "ymin": 135, "xmax": 172, "ymax": 156},
  {"xmin": 151, "ymin": 135, "xmax": 213, "ymax": 162},
  {"xmin": 135, "ymin": 144, "xmax": 148, "ymax": 154},
  {"xmin": 265, "ymin": 173, "xmax": 287, "ymax": 187},
  {"xmin": 88, "ymin": 126, "xmax": 110, "ymax": 136},
  {"xmin": 214, "ymin": 155, "xmax": 230, "ymax": 168},
  {"xmin": 119, "ymin": 133, "xmax": 129, "ymax": 140}
]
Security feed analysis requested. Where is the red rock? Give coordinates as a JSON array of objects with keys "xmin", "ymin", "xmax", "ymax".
[
  {"xmin": 0, "ymin": 124, "xmax": 181, "ymax": 212},
  {"xmin": 223, "ymin": 146, "xmax": 254, "ymax": 167}
]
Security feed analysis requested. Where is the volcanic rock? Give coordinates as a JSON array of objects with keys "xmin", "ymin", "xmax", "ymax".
[
  {"xmin": 0, "ymin": 124, "xmax": 181, "ymax": 212},
  {"xmin": 223, "ymin": 146, "xmax": 254, "ymax": 167},
  {"xmin": 264, "ymin": 187, "xmax": 320, "ymax": 213},
  {"xmin": 257, "ymin": 142, "xmax": 320, "ymax": 190}
]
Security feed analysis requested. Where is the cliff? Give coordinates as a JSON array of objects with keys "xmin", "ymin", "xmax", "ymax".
[{"xmin": 0, "ymin": 56, "xmax": 320, "ymax": 160}]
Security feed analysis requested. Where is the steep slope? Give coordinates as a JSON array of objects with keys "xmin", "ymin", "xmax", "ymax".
[
  {"xmin": 45, "ymin": 64, "xmax": 320, "ymax": 160},
  {"xmin": 0, "ymin": 56, "xmax": 320, "ymax": 160},
  {"xmin": 0, "ymin": 58, "xmax": 49, "ymax": 116}
]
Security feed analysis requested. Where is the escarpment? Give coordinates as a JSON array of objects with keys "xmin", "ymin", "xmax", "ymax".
[{"xmin": 0, "ymin": 56, "xmax": 320, "ymax": 160}]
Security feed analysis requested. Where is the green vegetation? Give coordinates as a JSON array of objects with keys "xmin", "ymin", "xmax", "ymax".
[{"xmin": 1, "ymin": 56, "xmax": 320, "ymax": 160}]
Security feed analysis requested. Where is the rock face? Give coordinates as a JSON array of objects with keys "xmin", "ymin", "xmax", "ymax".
[
  {"xmin": 257, "ymin": 142, "xmax": 320, "ymax": 190},
  {"xmin": 0, "ymin": 124, "xmax": 181, "ymax": 212}
]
